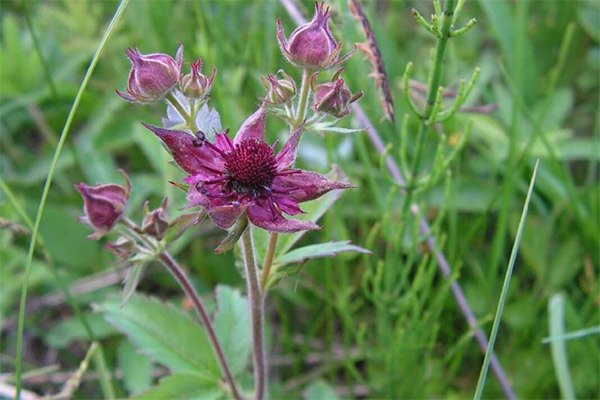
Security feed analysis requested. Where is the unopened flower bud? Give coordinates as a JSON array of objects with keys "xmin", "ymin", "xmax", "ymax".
[
  {"xmin": 105, "ymin": 236, "xmax": 137, "ymax": 262},
  {"xmin": 312, "ymin": 70, "xmax": 362, "ymax": 118},
  {"xmin": 141, "ymin": 198, "xmax": 170, "ymax": 240},
  {"xmin": 180, "ymin": 59, "xmax": 216, "ymax": 100},
  {"xmin": 277, "ymin": 2, "xmax": 356, "ymax": 70},
  {"xmin": 116, "ymin": 45, "xmax": 183, "ymax": 104},
  {"xmin": 260, "ymin": 70, "xmax": 296, "ymax": 104},
  {"xmin": 74, "ymin": 171, "xmax": 130, "ymax": 239}
]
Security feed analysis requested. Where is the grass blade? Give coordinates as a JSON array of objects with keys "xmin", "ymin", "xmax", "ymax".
[
  {"xmin": 548, "ymin": 294, "xmax": 576, "ymax": 399},
  {"xmin": 473, "ymin": 159, "xmax": 540, "ymax": 400},
  {"xmin": 542, "ymin": 326, "xmax": 600, "ymax": 344},
  {"xmin": 13, "ymin": 1, "xmax": 130, "ymax": 398}
]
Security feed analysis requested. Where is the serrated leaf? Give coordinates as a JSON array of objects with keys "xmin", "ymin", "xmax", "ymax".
[
  {"xmin": 275, "ymin": 241, "xmax": 370, "ymax": 266},
  {"xmin": 134, "ymin": 373, "xmax": 223, "ymax": 400},
  {"xmin": 304, "ymin": 380, "xmax": 339, "ymax": 400},
  {"xmin": 117, "ymin": 339, "xmax": 153, "ymax": 395},
  {"xmin": 213, "ymin": 286, "xmax": 251, "ymax": 376},
  {"xmin": 98, "ymin": 295, "xmax": 219, "ymax": 378}
]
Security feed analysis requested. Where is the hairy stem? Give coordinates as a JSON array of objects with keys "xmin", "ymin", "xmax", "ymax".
[
  {"xmin": 158, "ymin": 252, "xmax": 244, "ymax": 400},
  {"xmin": 260, "ymin": 233, "xmax": 279, "ymax": 291},
  {"xmin": 241, "ymin": 226, "xmax": 266, "ymax": 400},
  {"xmin": 165, "ymin": 92, "xmax": 199, "ymax": 132},
  {"xmin": 293, "ymin": 68, "xmax": 312, "ymax": 127}
]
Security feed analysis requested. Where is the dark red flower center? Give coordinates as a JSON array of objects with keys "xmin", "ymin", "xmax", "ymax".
[{"xmin": 223, "ymin": 139, "xmax": 277, "ymax": 195}]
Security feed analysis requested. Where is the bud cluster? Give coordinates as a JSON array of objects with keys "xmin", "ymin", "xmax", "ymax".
[{"xmin": 117, "ymin": 44, "xmax": 216, "ymax": 105}]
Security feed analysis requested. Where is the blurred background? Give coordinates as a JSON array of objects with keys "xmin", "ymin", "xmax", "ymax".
[{"xmin": 1, "ymin": 0, "xmax": 598, "ymax": 398}]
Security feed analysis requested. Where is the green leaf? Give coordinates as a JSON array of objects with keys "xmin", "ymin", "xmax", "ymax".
[
  {"xmin": 213, "ymin": 285, "xmax": 251, "ymax": 376},
  {"xmin": 304, "ymin": 380, "xmax": 339, "ymax": 400},
  {"xmin": 44, "ymin": 312, "xmax": 117, "ymax": 349},
  {"xmin": 98, "ymin": 294, "xmax": 219, "ymax": 378},
  {"xmin": 276, "ymin": 241, "xmax": 371, "ymax": 266},
  {"xmin": 117, "ymin": 339, "xmax": 153, "ymax": 395},
  {"xmin": 134, "ymin": 373, "xmax": 223, "ymax": 400}
]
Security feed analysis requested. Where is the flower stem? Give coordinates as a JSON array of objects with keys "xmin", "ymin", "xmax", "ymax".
[
  {"xmin": 241, "ymin": 225, "xmax": 266, "ymax": 400},
  {"xmin": 260, "ymin": 232, "xmax": 279, "ymax": 292},
  {"xmin": 120, "ymin": 218, "xmax": 243, "ymax": 400},
  {"xmin": 293, "ymin": 68, "xmax": 312, "ymax": 127},
  {"xmin": 158, "ymin": 252, "xmax": 244, "ymax": 400},
  {"xmin": 165, "ymin": 92, "xmax": 199, "ymax": 132}
]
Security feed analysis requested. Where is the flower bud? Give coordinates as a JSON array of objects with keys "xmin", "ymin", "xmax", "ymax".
[
  {"xmin": 312, "ymin": 70, "xmax": 362, "ymax": 118},
  {"xmin": 277, "ymin": 2, "xmax": 356, "ymax": 70},
  {"xmin": 260, "ymin": 70, "xmax": 296, "ymax": 104},
  {"xmin": 180, "ymin": 59, "xmax": 216, "ymax": 100},
  {"xmin": 116, "ymin": 45, "xmax": 183, "ymax": 104},
  {"xmin": 74, "ymin": 171, "xmax": 130, "ymax": 239},
  {"xmin": 141, "ymin": 198, "xmax": 170, "ymax": 240},
  {"xmin": 105, "ymin": 236, "xmax": 137, "ymax": 262}
]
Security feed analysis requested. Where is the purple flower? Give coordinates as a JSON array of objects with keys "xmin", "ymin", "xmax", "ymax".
[
  {"xmin": 180, "ymin": 59, "xmax": 216, "ymax": 100},
  {"xmin": 277, "ymin": 2, "xmax": 356, "ymax": 70},
  {"xmin": 312, "ymin": 70, "xmax": 363, "ymax": 118},
  {"xmin": 116, "ymin": 45, "xmax": 183, "ymax": 104},
  {"xmin": 74, "ymin": 171, "xmax": 130, "ymax": 239},
  {"xmin": 143, "ymin": 107, "xmax": 354, "ymax": 233}
]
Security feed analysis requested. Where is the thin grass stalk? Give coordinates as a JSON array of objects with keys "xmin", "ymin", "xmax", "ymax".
[
  {"xmin": 12, "ymin": 1, "xmax": 130, "ymax": 398},
  {"xmin": 473, "ymin": 160, "xmax": 540, "ymax": 400}
]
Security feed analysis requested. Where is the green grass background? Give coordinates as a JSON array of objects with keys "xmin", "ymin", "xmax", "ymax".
[{"xmin": 1, "ymin": 0, "xmax": 598, "ymax": 398}]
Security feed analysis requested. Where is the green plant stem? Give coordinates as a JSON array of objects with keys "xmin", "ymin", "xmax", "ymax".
[
  {"xmin": 294, "ymin": 68, "xmax": 312, "ymax": 127},
  {"xmin": 13, "ymin": 1, "xmax": 129, "ymax": 398},
  {"xmin": 159, "ymin": 252, "xmax": 244, "ymax": 400},
  {"xmin": 260, "ymin": 233, "xmax": 279, "ymax": 291},
  {"xmin": 241, "ymin": 225, "xmax": 266, "ymax": 400},
  {"xmin": 120, "ymin": 219, "xmax": 243, "ymax": 400},
  {"xmin": 165, "ymin": 92, "xmax": 199, "ymax": 132},
  {"xmin": 474, "ymin": 160, "xmax": 539, "ymax": 400}
]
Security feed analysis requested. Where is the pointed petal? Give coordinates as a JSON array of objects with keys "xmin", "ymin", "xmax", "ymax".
[
  {"xmin": 234, "ymin": 107, "xmax": 266, "ymax": 144},
  {"xmin": 273, "ymin": 195, "xmax": 304, "ymax": 215},
  {"xmin": 142, "ymin": 123, "xmax": 223, "ymax": 175},
  {"xmin": 248, "ymin": 199, "xmax": 320, "ymax": 233},
  {"xmin": 275, "ymin": 122, "xmax": 305, "ymax": 170},
  {"xmin": 272, "ymin": 169, "xmax": 355, "ymax": 202},
  {"xmin": 208, "ymin": 205, "xmax": 246, "ymax": 229},
  {"xmin": 115, "ymin": 89, "xmax": 137, "ymax": 103}
]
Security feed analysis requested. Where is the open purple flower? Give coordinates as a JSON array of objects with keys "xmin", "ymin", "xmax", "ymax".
[
  {"xmin": 143, "ymin": 107, "xmax": 354, "ymax": 233},
  {"xmin": 277, "ymin": 2, "xmax": 356, "ymax": 70}
]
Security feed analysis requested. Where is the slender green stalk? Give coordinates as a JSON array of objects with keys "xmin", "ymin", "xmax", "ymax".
[
  {"xmin": 542, "ymin": 326, "xmax": 600, "ymax": 344},
  {"xmin": 13, "ymin": 1, "xmax": 129, "ymax": 398},
  {"xmin": 260, "ymin": 233, "xmax": 279, "ymax": 291},
  {"xmin": 293, "ymin": 68, "xmax": 312, "ymax": 127},
  {"xmin": 547, "ymin": 294, "xmax": 576, "ymax": 399},
  {"xmin": 165, "ymin": 92, "xmax": 199, "ymax": 132},
  {"xmin": 473, "ymin": 160, "xmax": 540, "ymax": 400},
  {"xmin": 241, "ymin": 225, "xmax": 266, "ymax": 400}
]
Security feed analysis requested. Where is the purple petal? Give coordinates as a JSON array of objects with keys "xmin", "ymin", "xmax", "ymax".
[
  {"xmin": 272, "ymin": 195, "xmax": 303, "ymax": 215},
  {"xmin": 272, "ymin": 169, "xmax": 355, "ymax": 202},
  {"xmin": 247, "ymin": 198, "xmax": 320, "ymax": 233},
  {"xmin": 275, "ymin": 122, "xmax": 304, "ymax": 170},
  {"xmin": 142, "ymin": 123, "xmax": 223, "ymax": 175},
  {"xmin": 208, "ymin": 205, "xmax": 246, "ymax": 229},
  {"xmin": 233, "ymin": 107, "xmax": 266, "ymax": 145}
]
